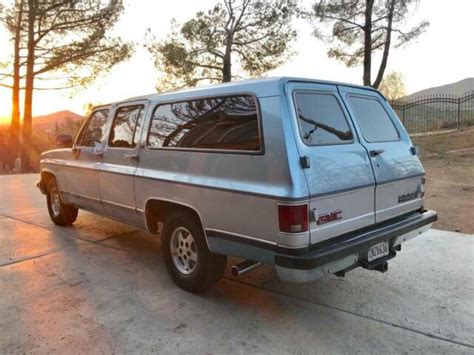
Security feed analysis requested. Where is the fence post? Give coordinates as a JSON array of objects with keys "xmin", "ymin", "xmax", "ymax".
[
  {"xmin": 402, "ymin": 106, "xmax": 406, "ymax": 125},
  {"xmin": 457, "ymin": 97, "xmax": 461, "ymax": 129}
]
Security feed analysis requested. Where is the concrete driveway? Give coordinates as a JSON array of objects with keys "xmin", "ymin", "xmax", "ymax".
[{"xmin": 1, "ymin": 175, "xmax": 473, "ymax": 354}]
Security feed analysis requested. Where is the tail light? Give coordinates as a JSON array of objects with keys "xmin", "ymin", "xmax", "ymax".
[
  {"xmin": 278, "ymin": 204, "xmax": 308, "ymax": 233},
  {"xmin": 420, "ymin": 176, "xmax": 426, "ymax": 198}
]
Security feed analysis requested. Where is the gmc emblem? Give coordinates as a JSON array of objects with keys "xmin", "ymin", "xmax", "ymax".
[{"xmin": 317, "ymin": 210, "xmax": 342, "ymax": 225}]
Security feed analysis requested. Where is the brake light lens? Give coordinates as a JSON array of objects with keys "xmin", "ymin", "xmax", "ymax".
[
  {"xmin": 420, "ymin": 176, "xmax": 426, "ymax": 198},
  {"xmin": 278, "ymin": 204, "xmax": 308, "ymax": 233}
]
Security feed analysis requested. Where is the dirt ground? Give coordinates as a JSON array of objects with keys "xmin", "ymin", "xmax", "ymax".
[{"xmin": 412, "ymin": 127, "xmax": 474, "ymax": 234}]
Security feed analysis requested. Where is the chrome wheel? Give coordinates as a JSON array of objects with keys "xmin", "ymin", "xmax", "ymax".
[
  {"xmin": 50, "ymin": 187, "xmax": 61, "ymax": 217},
  {"xmin": 170, "ymin": 226, "xmax": 198, "ymax": 275}
]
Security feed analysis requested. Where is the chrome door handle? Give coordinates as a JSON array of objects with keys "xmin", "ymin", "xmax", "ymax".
[
  {"xmin": 124, "ymin": 153, "xmax": 139, "ymax": 161},
  {"xmin": 369, "ymin": 149, "xmax": 384, "ymax": 157}
]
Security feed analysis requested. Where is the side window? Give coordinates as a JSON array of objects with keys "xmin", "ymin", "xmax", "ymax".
[
  {"xmin": 348, "ymin": 96, "xmax": 399, "ymax": 142},
  {"xmin": 78, "ymin": 109, "xmax": 109, "ymax": 147},
  {"xmin": 147, "ymin": 95, "xmax": 261, "ymax": 152},
  {"xmin": 294, "ymin": 92, "xmax": 353, "ymax": 145},
  {"xmin": 109, "ymin": 105, "xmax": 144, "ymax": 148}
]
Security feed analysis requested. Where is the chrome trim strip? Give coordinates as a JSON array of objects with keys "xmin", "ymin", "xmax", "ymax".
[
  {"xmin": 43, "ymin": 163, "xmax": 422, "ymax": 203},
  {"xmin": 43, "ymin": 160, "xmax": 98, "ymax": 171},
  {"xmin": 310, "ymin": 183, "xmax": 374, "ymax": 199},
  {"xmin": 61, "ymin": 191, "xmax": 101, "ymax": 203},
  {"xmin": 46, "ymin": 162, "xmax": 308, "ymax": 201},
  {"xmin": 101, "ymin": 199, "xmax": 136, "ymax": 211},
  {"xmin": 136, "ymin": 172, "xmax": 309, "ymax": 202},
  {"xmin": 63, "ymin": 190, "xmax": 139, "ymax": 213},
  {"xmin": 205, "ymin": 228, "xmax": 277, "ymax": 246},
  {"xmin": 376, "ymin": 173, "xmax": 424, "ymax": 186}
]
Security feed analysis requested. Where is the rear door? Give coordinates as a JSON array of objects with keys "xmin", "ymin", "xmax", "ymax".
[
  {"xmin": 286, "ymin": 82, "xmax": 376, "ymax": 244},
  {"xmin": 338, "ymin": 86, "xmax": 425, "ymax": 222}
]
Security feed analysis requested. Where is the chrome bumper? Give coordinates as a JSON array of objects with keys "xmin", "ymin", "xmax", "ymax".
[{"xmin": 275, "ymin": 210, "xmax": 437, "ymax": 283}]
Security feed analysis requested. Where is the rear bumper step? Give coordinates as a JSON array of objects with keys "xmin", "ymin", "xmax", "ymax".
[{"xmin": 275, "ymin": 210, "xmax": 437, "ymax": 271}]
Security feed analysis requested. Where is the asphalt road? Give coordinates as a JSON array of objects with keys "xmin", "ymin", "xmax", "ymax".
[{"xmin": 1, "ymin": 174, "xmax": 473, "ymax": 354}]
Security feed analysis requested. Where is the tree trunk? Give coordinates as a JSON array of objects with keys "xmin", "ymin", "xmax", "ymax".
[
  {"xmin": 222, "ymin": 52, "xmax": 232, "ymax": 82},
  {"xmin": 222, "ymin": 33, "xmax": 233, "ymax": 82},
  {"xmin": 22, "ymin": 0, "xmax": 36, "ymax": 172},
  {"xmin": 363, "ymin": 0, "xmax": 374, "ymax": 86},
  {"xmin": 10, "ymin": 0, "xmax": 24, "ymax": 160},
  {"xmin": 372, "ymin": 0, "xmax": 395, "ymax": 89}
]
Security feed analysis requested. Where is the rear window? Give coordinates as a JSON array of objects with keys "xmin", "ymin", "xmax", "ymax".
[
  {"xmin": 147, "ymin": 95, "xmax": 262, "ymax": 152},
  {"xmin": 348, "ymin": 96, "xmax": 399, "ymax": 142},
  {"xmin": 294, "ymin": 92, "xmax": 353, "ymax": 145}
]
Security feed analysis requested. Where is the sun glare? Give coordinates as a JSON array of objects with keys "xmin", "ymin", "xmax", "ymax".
[
  {"xmin": 0, "ymin": 89, "xmax": 12, "ymax": 124},
  {"xmin": 0, "ymin": 116, "xmax": 10, "ymax": 125}
]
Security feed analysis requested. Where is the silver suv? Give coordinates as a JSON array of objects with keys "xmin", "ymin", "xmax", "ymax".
[{"xmin": 37, "ymin": 77, "xmax": 437, "ymax": 292}]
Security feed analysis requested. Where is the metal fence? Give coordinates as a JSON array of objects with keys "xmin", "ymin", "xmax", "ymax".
[{"xmin": 390, "ymin": 91, "xmax": 474, "ymax": 134}]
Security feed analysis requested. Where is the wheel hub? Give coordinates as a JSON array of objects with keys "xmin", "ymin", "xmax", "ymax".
[
  {"xmin": 50, "ymin": 187, "xmax": 61, "ymax": 217},
  {"xmin": 170, "ymin": 226, "xmax": 198, "ymax": 275}
]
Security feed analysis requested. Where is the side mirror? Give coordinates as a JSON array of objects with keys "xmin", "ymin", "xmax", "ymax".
[{"xmin": 56, "ymin": 134, "xmax": 73, "ymax": 148}]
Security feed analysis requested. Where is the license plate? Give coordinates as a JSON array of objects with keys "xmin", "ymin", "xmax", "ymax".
[{"xmin": 367, "ymin": 241, "xmax": 389, "ymax": 262}]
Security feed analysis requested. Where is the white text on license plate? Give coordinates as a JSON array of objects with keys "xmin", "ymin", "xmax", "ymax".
[{"xmin": 367, "ymin": 241, "xmax": 389, "ymax": 262}]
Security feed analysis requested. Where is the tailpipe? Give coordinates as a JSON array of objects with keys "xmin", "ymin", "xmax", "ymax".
[{"xmin": 231, "ymin": 260, "xmax": 262, "ymax": 277}]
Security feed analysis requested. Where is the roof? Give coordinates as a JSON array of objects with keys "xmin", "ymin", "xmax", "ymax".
[{"xmin": 101, "ymin": 76, "xmax": 379, "ymax": 107}]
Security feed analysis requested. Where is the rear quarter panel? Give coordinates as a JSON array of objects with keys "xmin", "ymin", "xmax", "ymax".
[{"xmin": 134, "ymin": 94, "xmax": 311, "ymax": 248}]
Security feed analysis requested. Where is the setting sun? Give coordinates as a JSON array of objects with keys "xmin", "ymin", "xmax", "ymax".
[{"xmin": 0, "ymin": 88, "xmax": 11, "ymax": 124}]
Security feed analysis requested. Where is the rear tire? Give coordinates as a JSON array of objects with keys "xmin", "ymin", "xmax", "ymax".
[
  {"xmin": 46, "ymin": 179, "xmax": 78, "ymax": 226},
  {"xmin": 162, "ymin": 211, "xmax": 227, "ymax": 293}
]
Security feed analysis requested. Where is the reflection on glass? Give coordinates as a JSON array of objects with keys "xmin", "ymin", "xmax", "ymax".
[
  {"xmin": 80, "ymin": 109, "xmax": 109, "ymax": 147},
  {"xmin": 348, "ymin": 96, "xmax": 399, "ymax": 142},
  {"xmin": 109, "ymin": 106, "xmax": 144, "ymax": 148},
  {"xmin": 295, "ymin": 93, "xmax": 352, "ymax": 145},
  {"xmin": 148, "ymin": 95, "xmax": 261, "ymax": 151}
]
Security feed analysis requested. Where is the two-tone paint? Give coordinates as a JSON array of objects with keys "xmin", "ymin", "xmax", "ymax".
[{"xmin": 38, "ymin": 77, "xmax": 435, "ymax": 282}]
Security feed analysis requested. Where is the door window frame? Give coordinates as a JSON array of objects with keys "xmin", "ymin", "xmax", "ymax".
[
  {"xmin": 292, "ymin": 89, "xmax": 355, "ymax": 146},
  {"xmin": 75, "ymin": 106, "xmax": 111, "ymax": 148},
  {"xmin": 346, "ymin": 94, "xmax": 401, "ymax": 143},
  {"xmin": 107, "ymin": 104, "xmax": 145, "ymax": 150},
  {"xmin": 145, "ymin": 92, "xmax": 265, "ymax": 155}
]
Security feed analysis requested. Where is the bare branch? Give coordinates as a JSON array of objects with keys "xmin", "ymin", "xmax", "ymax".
[{"xmin": 0, "ymin": 83, "xmax": 13, "ymax": 89}]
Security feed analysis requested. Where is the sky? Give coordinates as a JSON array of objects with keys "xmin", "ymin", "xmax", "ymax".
[{"xmin": 0, "ymin": 0, "xmax": 473, "ymax": 121}]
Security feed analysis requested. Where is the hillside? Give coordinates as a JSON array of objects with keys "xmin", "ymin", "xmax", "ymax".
[
  {"xmin": 33, "ymin": 110, "xmax": 83, "ymax": 127},
  {"xmin": 407, "ymin": 78, "xmax": 474, "ymax": 99},
  {"xmin": 0, "ymin": 110, "xmax": 84, "ymax": 132}
]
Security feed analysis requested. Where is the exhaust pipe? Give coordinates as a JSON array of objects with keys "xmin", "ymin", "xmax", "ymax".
[{"xmin": 231, "ymin": 260, "xmax": 262, "ymax": 277}]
